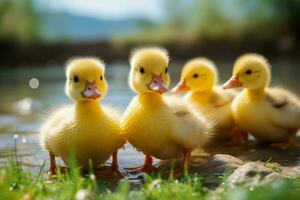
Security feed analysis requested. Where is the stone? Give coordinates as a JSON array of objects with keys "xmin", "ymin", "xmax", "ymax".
[
  {"xmin": 228, "ymin": 162, "xmax": 282, "ymax": 186},
  {"xmin": 275, "ymin": 165, "xmax": 300, "ymax": 178},
  {"xmin": 196, "ymin": 154, "xmax": 244, "ymax": 176}
]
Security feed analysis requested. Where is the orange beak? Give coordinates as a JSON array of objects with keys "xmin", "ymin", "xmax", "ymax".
[
  {"xmin": 170, "ymin": 80, "xmax": 190, "ymax": 94},
  {"xmin": 147, "ymin": 73, "xmax": 168, "ymax": 94},
  {"xmin": 81, "ymin": 81, "xmax": 101, "ymax": 99},
  {"xmin": 222, "ymin": 75, "xmax": 243, "ymax": 90}
]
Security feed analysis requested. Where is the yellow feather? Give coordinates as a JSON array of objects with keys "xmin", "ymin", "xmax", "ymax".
[
  {"xmin": 40, "ymin": 58, "xmax": 124, "ymax": 168},
  {"xmin": 229, "ymin": 54, "xmax": 300, "ymax": 143},
  {"xmin": 174, "ymin": 57, "xmax": 237, "ymax": 140},
  {"xmin": 121, "ymin": 47, "xmax": 211, "ymax": 160}
]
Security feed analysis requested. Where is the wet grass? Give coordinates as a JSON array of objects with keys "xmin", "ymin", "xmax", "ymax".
[{"xmin": 1, "ymin": 154, "xmax": 300, "ymax": 200}]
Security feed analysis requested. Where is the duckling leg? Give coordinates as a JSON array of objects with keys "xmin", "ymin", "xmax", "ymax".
[
  {"xmin": 110, "ymin": 151, "xmax": 123, "ymax": 178},
  {"xmin": 183, "ymin": 149, "xmax": 191, "ymax": 175},
  {"xmin": 97, "ymin": 151, "xmax": 123, "ymax": 178},
  {"xmin": 232, "ymin": 127, "xmax": 248, "ymax": 145},
  {"xmin": 172, "ymin": 149, "xmax": 191, "ymax": 178},
  {"xmin": 125, "ymin": 154, "xmax": 153, "ymax": 173},
  {"xmin": 270, "ymin": 132, "xmax": 296, "ymax": 150},
  {"xmin": 49, "ymin": 151, "xmax": 57, "ymax": 175}
]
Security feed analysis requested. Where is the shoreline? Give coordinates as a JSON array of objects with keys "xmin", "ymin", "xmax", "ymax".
[{"xmin": 1, "ymin": 38, "xmax": 299, "ymax": 66}]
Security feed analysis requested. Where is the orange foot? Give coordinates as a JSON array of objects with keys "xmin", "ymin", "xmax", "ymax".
[
  {"xmin": 169, "ymin": 149, "xmax": 192, "ymax": 178},
  {"xmin": 165, "ymin": 168, "xmax": 182, "ymax": 179},
  {"xmin": 98, "ymin": 151, "xmax": 123, "ymax": 178},
  {"xmin": 232, "ymin": 127, "xmax": 248, "ymax": 146},
  {"xmin": 270, "ymin": 132, "xmax": 296, "ymax": 150},
  {"xmin": 270, "ymin": 142, "xmax": 291, "ymax": 150},
  {"xmin": 97, "ymin": 166, "xmax": 123, "ymax": 179}
]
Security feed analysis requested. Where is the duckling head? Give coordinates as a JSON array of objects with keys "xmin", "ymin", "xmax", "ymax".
[
  {"xmin": 129, "ymin": 47, "xmax": 170, "ymax": 95},
  {"xmin": 223, "ymin": 54, "xmax": 271, "ymax": 90},
  {"xmin": 65, "ymin": 57, "xmax": 107, "ymax": 102},
  {"xmin": 171, "ymin": 57, "xmax": 217, "ymax": 94}
]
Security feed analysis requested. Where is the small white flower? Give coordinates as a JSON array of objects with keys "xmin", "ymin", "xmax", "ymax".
[
  {"xmin": 75, "ymin": 189, "xmax": 92, "ymax": 200},
  {"xmin": 89, "ymin": 174, "xmax": 96, "ymax": 181}
]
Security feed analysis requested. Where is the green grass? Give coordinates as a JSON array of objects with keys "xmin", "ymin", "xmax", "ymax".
[{"xmin": 1, "ymin": 155, "xmax": 300, "ymax": 200}]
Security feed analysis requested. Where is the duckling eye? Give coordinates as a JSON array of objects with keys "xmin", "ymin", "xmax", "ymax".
[
  {"xmin": 245, "ymin": 70, "xmax": 252, "ymax": 75},
  {"xmin": 139, "ymin": 67, "xmax": 145, "ymax": 74},
  {"xmin": 193, "ymin": 73, "xmax": 199, "ymax": 78},
  {"xmin": 73, "ymin": 75, "xmax": 79, "ymax": 83},
  {"xmin": 165, "ymin": 67, "xmax": 168, "ymax": 74},
  {"xmin": 100, "ymin": 75, "xmax": 103, "ymax": 80}
]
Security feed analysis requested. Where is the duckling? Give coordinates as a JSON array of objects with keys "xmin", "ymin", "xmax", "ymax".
[
  {"xmin": 40, "ymin": 58, "xmax": 125, "ymax": 175},
  {"xmin": 121, "ymin": 47, "xmax": 211, "ymax": 173},
  {"xmin": 171, "ymin": 58, "xmax": 246, "ymax": 144},
  {"xmin": 223, "ymin": 54, "xmax": 300, "ymax": 149}
]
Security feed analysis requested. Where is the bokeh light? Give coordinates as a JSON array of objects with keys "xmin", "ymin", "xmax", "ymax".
[{"xmin": 29, "ymin": 78, "xmax": 39, "ymax": 89}]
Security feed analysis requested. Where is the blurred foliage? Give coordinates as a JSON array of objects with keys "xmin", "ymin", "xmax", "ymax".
[
  {"xmin": 128, "ymin": 0, "xmax": 300, "ymax": 43},
  {"xmin": 0, "ymin": 0, "xmax": 300, "ymax": 44},
  {"xmin": 0, "ymin": 0, "xmax": 40, "ymax": 44}
]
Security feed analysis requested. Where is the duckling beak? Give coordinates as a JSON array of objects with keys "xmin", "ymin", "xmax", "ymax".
[
  {"xmin": 170, "ymin": 80, "xmax": 190, "ymax": 94},
  {"xmin": 81, "ymin": 81, "xmax": 101, "ymax": 99},
  {"xmin": 222, "ymin": 75, "xmax": 242, "ymax": 90},
  {"xmin": 148, "ymin": 73, "xmax": 168, "ymax": 94}
]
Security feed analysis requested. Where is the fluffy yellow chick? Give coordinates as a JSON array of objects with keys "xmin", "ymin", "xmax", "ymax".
[
  {"xmin": 121, "ymin": 47, "xmax": 211, "ymax": 173},
  {"xmin": 171, "ymin": 58, "xmax": 246, "ymax": 144},
  {"xmin": 223, "ymin": 54, "xmax": 300, "ymax": 149},
  {"xmin": 40, "ymin": 58, "xmax": 125, "ymax": 175}
]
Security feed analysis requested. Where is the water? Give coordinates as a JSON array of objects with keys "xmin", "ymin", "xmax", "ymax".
[{"xmin": 0, "ymin": 60, "xmax": 299, "ymax": 174}]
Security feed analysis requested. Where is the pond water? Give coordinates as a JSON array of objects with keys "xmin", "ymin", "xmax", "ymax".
[{"xmin": 0, "ymin": 59, "xmax": 299, "ymax": 175}]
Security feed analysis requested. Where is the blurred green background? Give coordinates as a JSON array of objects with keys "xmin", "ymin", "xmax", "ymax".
[{"xmin": 0, "ymin": 0, "xmax": 300, "ymax": 65}]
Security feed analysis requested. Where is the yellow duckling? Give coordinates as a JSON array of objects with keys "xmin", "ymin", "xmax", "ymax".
[
  {"xmin": 121, "ymin": 47, "xmax": 210, "ymax": 173},
  {"xmin": 223, "ymin": 54, "xmax": 300, "ymax": 149},
  {"xmin": 40, "ymin": 58, "xmax": 125, "ymax": 175},
  {"xmin": 171, "ymin": 58, "xmax": 246, "ymax": 143}
]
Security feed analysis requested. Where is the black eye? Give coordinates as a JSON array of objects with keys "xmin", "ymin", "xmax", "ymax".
[
  {"xmin": 245, "ymin": 70, "xmax": 252, "ymax": 75},
  {"xmin": 73, "ymin": 75, "xmax": 79, "ymax": 83},
  {"xmin": 165, "ymin": 68, "xmax": 168, "ymax": 74},
  {"xmin": 139, "ymin": 67, "xmax": 145, "ymax": 74},
  {"xmin": 100, "ymin": 75, "xmax": 103, "ymax": 80},
  {"xmin": 193, "ymin": 73, "xmax": 199, "ymax": 78}
]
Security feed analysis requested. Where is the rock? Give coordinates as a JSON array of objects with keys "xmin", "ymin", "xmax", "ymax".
[
  {"xmin": 275, "ymin": 165, "xmax": 300, "ymax": 178},
  {"xmin": 228, "ymin": 162, "xmax": 282, "ymax": 186},
  {"xmin": 196, "ymin": 154, "xmax": 244, "ymax": 176}
]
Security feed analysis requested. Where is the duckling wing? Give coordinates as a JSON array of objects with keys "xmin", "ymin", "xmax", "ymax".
[
  {"xmin": 40, "ymin": 105, "xmax": 75, "ymax": 151},
  {"xmin": 266, "ymin": 88, "xmax": 300, "ymax": 129},
  {"xmin": 210, "ymin": 87, "xmax": 237, "ymax": 108},
  {"xmin": 164, "ymin": 95, "xmax": 211, "ymax": 149},
  {"xmin": 102, "ymin": 105, "xmax": 125, "ymax": 148}
]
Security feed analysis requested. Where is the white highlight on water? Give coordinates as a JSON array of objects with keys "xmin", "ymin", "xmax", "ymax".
[
  {"xmin": 14, "ymin": 134, "xmax": 19, "ymax": 139},
  {"xmin": 22, "ymin": 136, "xmax": 27, "ymax": 143},
  {"xmin": 29, "ymin": 78, "xmax": 39, "ymax": 89}
]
